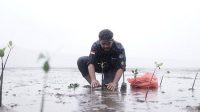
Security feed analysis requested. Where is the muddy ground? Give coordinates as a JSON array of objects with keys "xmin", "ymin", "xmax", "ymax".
[{"xmin": 1, "ymin": 68, "xmax": 200, "ymax": 112}]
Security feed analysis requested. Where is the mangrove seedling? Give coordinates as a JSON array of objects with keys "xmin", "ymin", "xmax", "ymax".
[
  {"xmin": 0, "ymin": 41, "xmax": 14, "ymax": 107},
  {"xmin": 145, "ymin": 62, "xmax": 163, "ymax": 101},
  {"xmin": 160, "ymin": 70, "xmax": 170, "ymax": 87},
  {"xmin": 132, "ymin": 69, "xmax": 138, "ymax": 79},
  {"xmin": 38, "ymin": 53, "xmax": 50, "ymax": 112},
  {"xmin": 68, "ymin": 83, "xmax": 80, "ymax": 91},
  {"xmin": 130, "ymin": 68, "xmax": 139, "ymax": 86}
]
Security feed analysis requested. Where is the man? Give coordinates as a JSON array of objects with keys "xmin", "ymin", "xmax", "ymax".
[{"xmin": 77, "ymin": 29, "xmax": 126, "ymax": 91}]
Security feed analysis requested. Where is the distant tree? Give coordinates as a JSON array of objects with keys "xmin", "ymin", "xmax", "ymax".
[{"xmin": 0, "ymin": 41, "xmax": 14, "ymax": 107}]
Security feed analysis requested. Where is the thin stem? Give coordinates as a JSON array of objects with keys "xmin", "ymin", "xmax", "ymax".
[
  {"xmin": 0, "ymin": 58, "xmax": 4, "ymax": 107},
  {"xmin": 134, "ymin": 73, "xmax": 137, "ymax": 83},
  {"xmin": 3, "ymin": 48, "xmax": 12, "ymax": 69},
  {"xmin": 145, "ymin": 67, "xmax": 157, "ymax": 101},
  {"xmin": 160, "ymin": 75, "xmax": 164, "ymax": 87},
  {"xmin": 0, "ymin": 58, "xmax": 4, "ymax": 79},
  {"xmin": 192, "ymin": 72, "xmax": 198, "ymax": 90},
  {"xmin": 0, "ymin": 48, "xmax": 12, "ymax": 107},
  {"xmin": 40, "ymin": 73, "xmax": 48, "ymax": 112}
]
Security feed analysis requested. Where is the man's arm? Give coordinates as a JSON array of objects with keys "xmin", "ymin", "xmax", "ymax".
[
  {"xmin": 106, "ymin": 42, "xmax": 126, "ymax": 91},
  {"xmin": 106, "ymin": 68, "xmax": 123, "ymax": 91},
  {"xmin": 112, "ymin": 68, "xmax": 123, "ymax": 84},
  {"xmin": 88, "ymin": 64, "xmax": 100, "ymax": 87}
]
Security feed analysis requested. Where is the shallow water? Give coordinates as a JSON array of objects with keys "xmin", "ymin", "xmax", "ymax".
[{"xmin": 2, "ymin": 68, "xmax": 200, "ymax": 112}]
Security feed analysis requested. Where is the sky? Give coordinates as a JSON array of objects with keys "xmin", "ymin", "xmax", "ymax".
[{"xmin": 0, "ymin": 0, "xmax": 200, "ymax": 69}]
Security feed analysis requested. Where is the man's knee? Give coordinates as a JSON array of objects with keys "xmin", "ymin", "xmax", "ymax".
[
  {"xmin": 77, "ymin": 56, "xmax": 89, "ymax": 77},
  {"xmin": 77, "ymin": 56, "xmax": 88, "ymax": 67}
]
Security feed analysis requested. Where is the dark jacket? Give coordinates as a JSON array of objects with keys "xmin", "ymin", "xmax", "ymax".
[{"xmin": 88, "ymin": 40, "xmax": 126, "ymax": 72}]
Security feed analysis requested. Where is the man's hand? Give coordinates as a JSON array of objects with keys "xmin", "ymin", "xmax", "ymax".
[
  {"xmin": 105, "ymin": 82, "xmax": 117, "ymax": 91},
  {"xmin": 91, "ymin": 80, "xmax": 100, "ymax": 88}
]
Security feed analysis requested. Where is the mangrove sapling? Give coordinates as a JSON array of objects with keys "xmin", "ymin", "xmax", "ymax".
[
  {"xmin": 68, "ymin": 83, "xmax": 80, "ymax": 91},
  {"xmin": 160, "ymin": 71, "xmax": 170, "ymax": 87},
  {"xmin": 145, "ymin": 62, "xmax": 163, "ymax": 101},
  {"xmin": 191, "ymin": 72, "xmax": 198, "ymax": 90},
  {"xmin": 132, "ymin": 69, "xmax": 138, "ymax": 79},
  {"xmin": 38, "ymin": 53, "xmax": 50, "ymax": 112},
  {"xmin": 0, "ymin": 41, "xmax": 14, "ymax": 107},
  {"xmin": 129, "ymin": 69, "xmax": 138, "ymax": 87}
]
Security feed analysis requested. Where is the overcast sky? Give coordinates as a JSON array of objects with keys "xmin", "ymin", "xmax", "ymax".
[{"xmin": 0, "ymin": 0, "xmax": 200, "ymax": 68}]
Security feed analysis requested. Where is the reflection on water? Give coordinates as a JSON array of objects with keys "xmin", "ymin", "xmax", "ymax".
[
  {"xmin": 130, "ymin": 88, "xmax": 158, "ymax": 101},
  {"xmin": 78, "ymin": 88, "xmax": 125, "ymax": 112},
  {"xmin": 77, "ymin": 86, "xmax": 159, "ymax": 112}
]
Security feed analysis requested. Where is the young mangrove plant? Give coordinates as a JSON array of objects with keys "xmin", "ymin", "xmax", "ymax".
[
  {"xmin": 0, "ymin": 41, "xmax": 14, "ymax": 107},
  {"xmin": 145, "ymin": 62, "xmax": 163, "ymax": 101},
  {"xmin": 132, "ymin": 68, "xmax": 138, "ymax": 79},
  {"xmin": 38, "ymin": 53, "xmax": 50, "ymax": 112},
  {"xmin": 68, "ymin": 83, "xmax": 80, "ymax": 91},
  {"xmin": 160, "ymin": 70, "xmax": 170, "ymax": 87},
  {"xmin": 130, "ymin": 68, "xmax": 138, "ymax": 86}
]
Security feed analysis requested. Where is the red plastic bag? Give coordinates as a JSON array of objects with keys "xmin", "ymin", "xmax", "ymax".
[{"xmin": 127, "ymin": 72, "xmax": 158, "ymax": 89}]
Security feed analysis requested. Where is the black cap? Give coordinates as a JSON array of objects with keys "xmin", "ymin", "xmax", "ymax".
[{"xmin": 99, "ymin": 29, "xmax": 113, "ymax": 40}]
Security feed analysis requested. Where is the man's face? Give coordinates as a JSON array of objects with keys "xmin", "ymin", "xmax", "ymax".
[{"xmin": 100, "ymin": 40, "xmax": 113, "ymax": 51}]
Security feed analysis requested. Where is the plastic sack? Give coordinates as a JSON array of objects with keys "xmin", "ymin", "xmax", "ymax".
[{"xmin": 127, "ymin": 72, "xmax": 158, "ymax": 89}]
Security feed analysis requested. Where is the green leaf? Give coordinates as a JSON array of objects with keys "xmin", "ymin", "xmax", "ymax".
[
  {"xmin": 0, "ymin": 48, "xmax": 6, "ymax": 57},
  {"xmin": 132, "ymin": 69, "xmax": 138, "ymax": 76},
  {"xmin": 155, "ymin": 62, "xmax": 163, "ymax": 68},
  {"xmin": 8, "ymin": 41, "xmax": 13, "ymax": 47},
  {"xmin": 43, "ymin": 61, "xmax": 50, "ymax": 73},
  {"xmin": 68, "ymin": 84, "xmax": 73, "ymax": 89},
  {"xmin": 74, "ymin": 83, "xmax": 79, "ymax": 88},
  {"xmin": 135, "ymin": 69, "xmax": 138, "ymax": 75}
]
